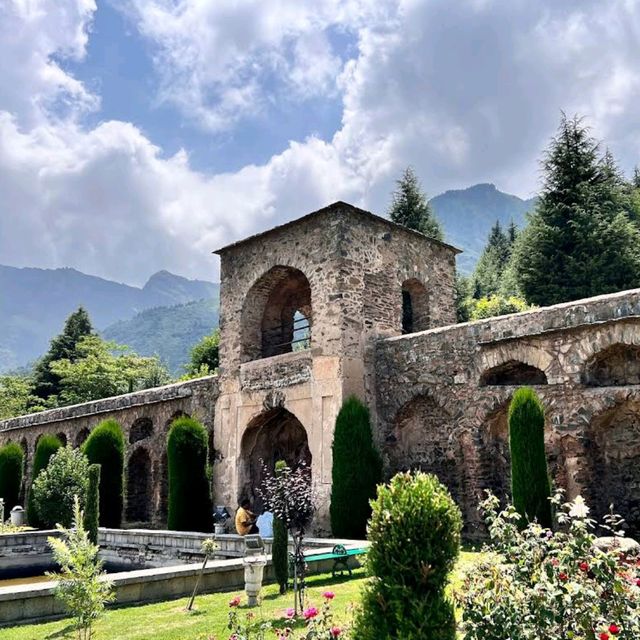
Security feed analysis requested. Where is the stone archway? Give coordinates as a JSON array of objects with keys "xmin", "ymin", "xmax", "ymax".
[
  {"xmin": 75, "ymin": 428, "xmax": 90, "ymax": 447},
  {"xmin": 126, "ymin": 447, "xmax": 152, "ymax": 524},
  {"xmin": 129, "ymin": 417, "xmax": 153, "ymax": 444},
  {"xmin": 478, "ymin": 403, "xmax": 511, "ymax": 505},
  {"xmin": 480, "ymin": 360, "xmax": 548, "ymax": 386},
  {"xmin": 239, "ymin": 407, "xmax": 311, "ymax": 509},
  {"xmin": 386, "ymin": 395, "xmax": 465, "ymax": 509},
  {"xmin": 585, "ymin": 400, "xmax": 640, "ymax": 534}
]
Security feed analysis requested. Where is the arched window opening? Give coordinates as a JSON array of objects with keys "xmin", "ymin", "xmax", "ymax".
[
  {"xmin": 239, "ymin": 407, "xmax": 312, "ymax": 510},
  {"xmin": 130, "ymin": 417, "xmax": 154, "ymax": 444},
  {"xmin": 401, "ymin": 279, "xmax": 429, "ymax": 334},
  {"xmin": 126, "ymin": 448, "xmax": 152, "ymax": 524},
  {"xmin": 479, "ymin": 404, "xmax": 511, "ymax": 505},
  {"xmin": 480, "ymin": 360, "xmax": 548, "ymax": 386},
  {"xmin": 241, "ymin": 266, "xmax": 312, "ymax": 362},
  {"xmin": 583, "ymin": 344, "xmax": 640, "ymax": 387},
  {"xmin": 56, "ymin": 432, "xmax": 67, "ymax": 446}
]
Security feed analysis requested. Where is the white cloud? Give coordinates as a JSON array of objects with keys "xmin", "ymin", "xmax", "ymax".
[{"xmin": 1, "ymin": 0, "xmax": 640, "ymax": 286}]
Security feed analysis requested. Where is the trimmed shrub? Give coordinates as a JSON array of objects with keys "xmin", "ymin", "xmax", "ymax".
[
  {"xmin": 330, "ymin": 396, "xmax": 382, "ymax": 538},
  {"xmin": 32, "ymin": 446, "xmax": 89, "ymax": 528},
  {"xmin": 27, "ymin": 434, "xmax": 63, "ymax": 526},
  {"xmin": 0, "ymin": 442, "xmax": 24, "ymax": 511},
  {"xmin": 509, "ymin": 387, "xmax": 552, "ymax": 527},
  {"xmin": 353, "ymin": 471, "xmax": 462, "ymax": 640},
  {"xmin": 84, "ymin": 464, "xmax": 100, "ymax": 545},
  {"xmin": 82, "ymin": 420, "xmax": 124, "ymax": 528},
  {"xmin": 272, "ymin": 460, "xmax": 289, "ymax": 594},
  {"xmin": 167, "ymin": 416, "xmax": 212, "ymax": 531}
]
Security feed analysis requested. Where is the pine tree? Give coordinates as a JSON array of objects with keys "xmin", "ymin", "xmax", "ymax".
[
  {"xmin": 32, "ymin": 308, "xmax": 94, "ymax": 401},
  {"xmin": 388, "ymin": 167, "xmax": 444, "ymax": 240},
  {"xmin": 330, "ymin": 396, "xmax": 382, "ymax": 539},
  {"xmin": 512, "ymin": 114, "xmax": 640, "ymax": 306},
  {"xmin": 509, "ymin": 388, "xmax": 552, "ymax": 528},
  {"xmin": 472, "ymin": 221, "xmax": 512, "ymax": 298}
]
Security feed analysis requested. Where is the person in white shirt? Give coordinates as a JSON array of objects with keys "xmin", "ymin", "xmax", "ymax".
[{"xmin": 255, "ymin": 510, "xmax": 274, "ymax": 538}]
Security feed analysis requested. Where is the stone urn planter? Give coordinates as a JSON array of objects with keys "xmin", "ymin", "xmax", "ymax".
[
  {"xmin": 242, "ymin": 554, "xmax": 267, "ymax": 606},
  {"xmin": 10, "ymin": 506, "xmax": 25, "ymax": 527}
]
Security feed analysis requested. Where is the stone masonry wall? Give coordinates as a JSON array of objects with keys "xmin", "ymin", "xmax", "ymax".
[
  {"xmin": 376, "ymin": 288, "xmax": 640, "ymax": 537},
  {"xmin": 0, "ymin": 376, "xmax": 219, "ymax": 528}
]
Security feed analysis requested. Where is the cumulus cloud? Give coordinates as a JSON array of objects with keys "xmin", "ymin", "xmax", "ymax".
[{"xmin": 1, "ymin": 0, "xmax": 639, "ymax": 284}]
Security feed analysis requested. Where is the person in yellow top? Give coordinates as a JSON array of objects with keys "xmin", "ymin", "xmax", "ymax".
[{"xmin": 235, "ymin": 498, "xmax": 258, "ymax": 535}]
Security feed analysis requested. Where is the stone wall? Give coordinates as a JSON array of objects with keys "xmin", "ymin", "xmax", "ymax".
[
  {"xmin": 0, "ymin": 376, "xmax": 219, "ymax": 528},
  {"xmin": 375, "ymin": 288, "xmax": 640, "ymax": 537}
]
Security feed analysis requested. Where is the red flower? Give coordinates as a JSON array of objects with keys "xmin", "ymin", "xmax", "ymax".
[
  {"xmin": 579, "ymin": 562, "xmax": 589, "ymax": 572},
  {"xmin": 636, "ymin": 578, "xmax": 640, "ymax": 587},
  {"xmin": 322, "ymin": 591, "xmax": 335, "ymax": 600},
  {"xmin": 609, "ymin": 624, "xmax": 620, "ymax": 635},
  {"xmin": 330, "ymin": 627, "xmax": 342, "ymax": 637},
  {"xmin": 599, "ymin": 634, "xmax": 610, "ymax": 640},
  {"xmin": 228, "ymin": 595, "xmax": 241, "ymax": 608},
  {"xmin": 559, "ymin": 572, "xmax": 568, "ymax": 581}
]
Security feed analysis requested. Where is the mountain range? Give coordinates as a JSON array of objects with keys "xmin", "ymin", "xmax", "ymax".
[{"xmin": 0, "ymin": 183, "xmax": 536, "ymax": 374}]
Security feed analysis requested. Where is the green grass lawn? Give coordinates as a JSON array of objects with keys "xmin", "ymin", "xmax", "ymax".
[{"xmin": 0, "ymin": 552, "xmax": 482, "ymax": 640}]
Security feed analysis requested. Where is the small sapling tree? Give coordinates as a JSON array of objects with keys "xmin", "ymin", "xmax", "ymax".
[
  {"xmin": 48, "ymin": 497, "xmax": 114, "ymax": 640},
  {"xmin": 259, "ymin": 461, "xmax": 315, "ymax": 614}
]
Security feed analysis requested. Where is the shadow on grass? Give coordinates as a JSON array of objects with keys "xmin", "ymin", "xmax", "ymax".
[{"xmin": 45, "ymin": 623, "xmax": 75, "ymax": 639}]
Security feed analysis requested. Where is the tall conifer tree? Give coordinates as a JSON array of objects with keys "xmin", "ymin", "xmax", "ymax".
[
  {"xmin": 388, "ymin": 167, "xmax": 444, "ymax": 241},
  {"xmin": 512, "ymin": 115, "xmax": 640, "ymax": 306},
  {"xmin": 472, "ymin": 221, "xmax": 514, "ymax": 298},
  {"xmin": 32, "ymin": 307, "xmax": 94, "ymax": 401}
]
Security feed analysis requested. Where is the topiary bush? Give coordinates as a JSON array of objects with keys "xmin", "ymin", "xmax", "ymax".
[
  {"xmin": 27, "ymin": 434, "xmax": 62, "ymax": 526},
  {"xmin": 353, "ymin": 471, "xmax": 462, "ymax": 640},
  {"xmin": 0, "ymin": 442, "xmax": 24, "ymax": 511},
  {"xmin": 330, "ymin": 396, "xmax": 382, "ymax": 539},
  {"xmin": 82, "ymin": 420, "xmax": 124, "ymax": 528},
  {"xmin": 509, "ymin": 387, "xmax": 552, "ymax": 527},
  {"xmin": 32, "ymin": 446, "xmax": 89, "ymax": 528},
  {"xmin": 167, "ymin": 416, "xmax": 212, "ymax": 532},
  {"xmin": 84, "ymin": 464, "xmax": 100, "ymax": 545},
  {"xmin": 272, "ymin": 460, "xmax": 289, "ymax": 594}
]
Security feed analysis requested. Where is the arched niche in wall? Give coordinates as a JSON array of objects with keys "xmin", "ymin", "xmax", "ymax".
[
  {"xmin": 480, "ymin": 360, "xmax": 548, "ymax": 386},
  {"xmin": 129, "ymin": 417, "xmax": 154, "ymax": 444},
  {"xmin": 401, "ymin": 278, "xmax": 429, "ymax": 334},
  {"xmin": 387, "ymin": 394, "xmax": 465, "ymax": 508},
  {"xmin": 585, "ymin": 400, "xmax": 640, "ymax": 535},
  {"xmin": 126, "ymin": 447, "xmax": 152, "ymax": 524},
  {"xmin": 56, "ymin": 432, "xmax": 67, "ymax": 447},
  {"xmin": 238, "ymin": 407, "xmax": 311, "ymax": 510},
  {"xmin": 75, "ymin": 428, "xmax": 90, "ymax": 448},
  {"xmin": 582, "ymin": 343, "xmax": 640, "ymax": 387},
  {"xmin": 241, "ymin": 266, "xmax": 313, "ymax": 362}
]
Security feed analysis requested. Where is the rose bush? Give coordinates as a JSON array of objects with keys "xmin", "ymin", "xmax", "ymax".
[{"xmin": 458, "ymin": 491, "xmax": 640, "ymax": 640}]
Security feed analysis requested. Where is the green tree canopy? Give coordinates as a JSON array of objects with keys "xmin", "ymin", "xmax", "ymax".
[
  {"xmin": 512, "ymin": 114, "xmax": 640, "ymax": 306},
  {"xmin": 32, "ymin": 308, "xmax": 94, "ymax": 401},
  {"xmin": 186, "ymin": 329, "xmax": 220, "ymax": 377},
  {"xmin": 27, "ymin": 433, "xmax": 63, "ymax": 527},
  {"xmin": 49, "ymin": 335, "xmax": 169, "ymax": 405},
  {"xmin": 388, "ymin": 167, "xmax": 444, "ymax": 240},
  {"xmin": 0, "ymin": 375, "xmax": 43, "ymax": 420}
]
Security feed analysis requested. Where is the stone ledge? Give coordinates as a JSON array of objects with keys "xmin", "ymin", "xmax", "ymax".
[
  {"xmin": 0, "ymin": 376, "xmax": 218, "ymax": 432},
  {"xmin": 240, "ymin": 351, "xmax": 313, "ymax": 390}
]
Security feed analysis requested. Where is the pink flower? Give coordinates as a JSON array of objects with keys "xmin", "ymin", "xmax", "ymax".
[
  {"xmin": 330, "ymin": 626, "xmax": 342, "ymax": 637},
  {"xmin": 284, "ymin": 608, "xmax": 295, "ymax": 619},
  {"xmin": 228, "ymin": 595, "xmax": 241, "ymax": 608},
  {"xmin": 322, "ymin": 591, "xmax": 335, "ymax": 600},
  {"xmin": 303, "ymin": 606, "xmax": 318, "ymax": 620}
]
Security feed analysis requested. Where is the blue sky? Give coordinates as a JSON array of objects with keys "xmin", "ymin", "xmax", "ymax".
[{"xmin": 1, "ymin": 0, "xmax": 639, "ymax": 285}]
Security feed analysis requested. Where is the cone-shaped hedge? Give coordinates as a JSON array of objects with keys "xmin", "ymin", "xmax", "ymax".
[
  {"xmin": 272, "ymin": 460, "xmax": 289, "ymax": 594},
  {"xmin": 167, "ymin": 416, "xmax": 212, "ymax": 532},
  {"xmin": 84, "ymin": 464, "xmax": 100, "ymax": 544},
  {"xmin": 509, "ymin": 387, "xmax": 552, "ymax": 528},
  {"xmin": 353, "ymin": 472, "xmax": 462, "ymax": 639},
  {"xmin": 27, "ymin": 434, "xmax": 62, "ymax": 526},
  {"xmin": 83, "ymin": 420, "xmax": 124, "ymax": 528},
  {"xmin": 330, "ymin": 396, "xmax": 382, "ymax": 538},
  {"xmin": 0, "ymin": 443, "xmax": 24, "ymax": 511}
]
